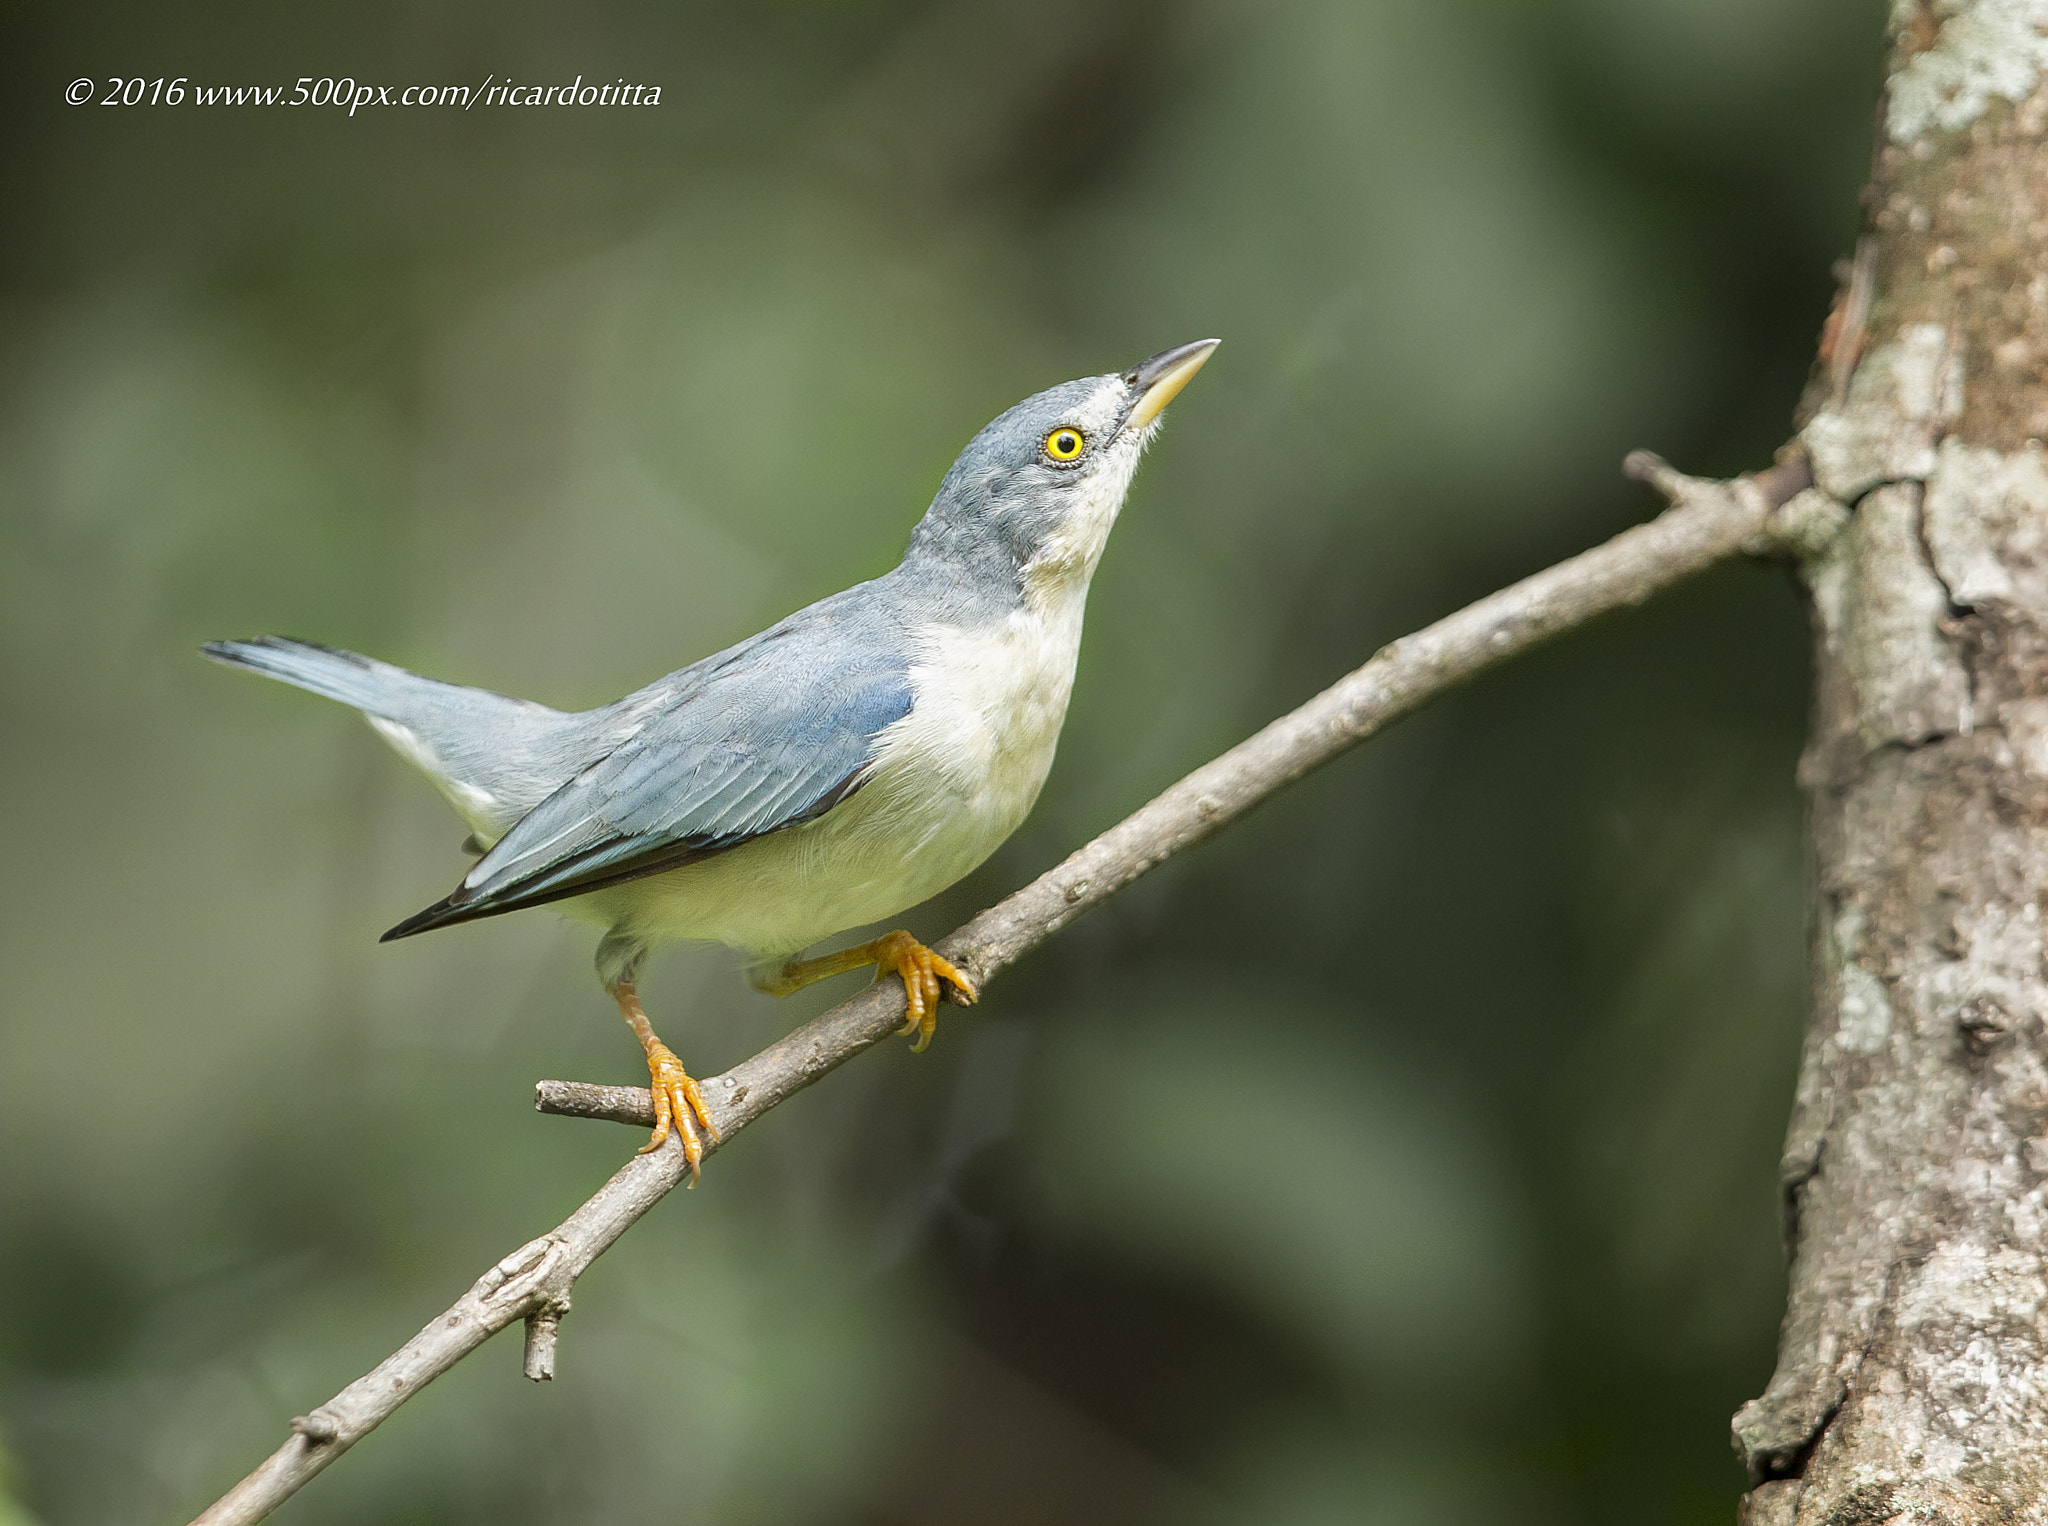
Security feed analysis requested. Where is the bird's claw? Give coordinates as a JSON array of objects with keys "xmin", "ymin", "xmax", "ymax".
[
  {"xmin": 763, "ymin": 929, "xmax": 977, "ymax": 1050},
  {"xmin": 639, "ymin": 1040, "xmax": 720, "ymax": 1181},
  {"xmin": 869, "ymin": 930, "xmax": 977, "ymax": 1052}
]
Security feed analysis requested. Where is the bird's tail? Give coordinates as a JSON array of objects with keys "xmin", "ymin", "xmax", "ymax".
[
  {"xmin": 202, "ymin": 635, "xmax": 608, "ymax": 839},
  {"xmin": 201, "ymin": 635, "xmax": 436, "ymax": 719}
]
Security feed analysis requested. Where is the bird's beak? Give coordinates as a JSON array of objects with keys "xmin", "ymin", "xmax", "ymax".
[{"xmin": 1122, "ymin": 338, "xmax": 1220, "ymax": 432}]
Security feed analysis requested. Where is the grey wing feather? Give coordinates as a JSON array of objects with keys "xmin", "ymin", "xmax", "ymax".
[{"xmin": 382, "ymin": 645, "xmax": 914, "ymax": 939}]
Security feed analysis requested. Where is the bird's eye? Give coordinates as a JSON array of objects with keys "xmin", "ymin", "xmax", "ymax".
[{"xmin": 1043, "ymin": 427, "xmax": 1085, "ymax": 462}]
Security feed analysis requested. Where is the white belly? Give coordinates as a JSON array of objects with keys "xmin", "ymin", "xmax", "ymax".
[{"xmin": 572, "ymin": 591, "xmax": 1086, "ymax": 962}]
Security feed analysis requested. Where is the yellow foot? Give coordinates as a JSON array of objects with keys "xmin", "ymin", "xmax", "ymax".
[
  {"xmin": 767, "ymin": 930, "xmax": 977, "ymax": 1051},
  {"xmin": 611, "ymin": 979, "xmax": 720, "ymax": 1182},
  {"xmin": 871, "ymin": 930, "xmax": 977, "ymax": 1051},
  {"xmin": 640, "ymin": 1040, "xmax": 720, "ymax": 1178}
]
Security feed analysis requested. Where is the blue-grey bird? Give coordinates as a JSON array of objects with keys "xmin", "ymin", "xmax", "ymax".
[{"xmin": 206, "ymin": 339, "xmax": 1218, "ymax": 1176}]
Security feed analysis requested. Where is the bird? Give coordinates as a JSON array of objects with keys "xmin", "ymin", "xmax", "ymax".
[{"xmin": 205, "ymin": 338, "xmax": 1219, "ymax": 1178}]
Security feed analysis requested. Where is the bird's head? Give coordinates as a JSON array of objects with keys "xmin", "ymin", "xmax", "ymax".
[{"xmin": 908, "ymin": 339, "xmax": 1219, "ymax": 599}]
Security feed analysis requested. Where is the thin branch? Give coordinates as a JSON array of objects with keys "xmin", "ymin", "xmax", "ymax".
[{"xmin": 188, "ymin": 452, "xmax": 1807, "ymax": 1526}]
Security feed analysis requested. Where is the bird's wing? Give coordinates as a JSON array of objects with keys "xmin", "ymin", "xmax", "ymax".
[{"xmin": 382, "ymin": 647, "xmax": 913, "ymax": 939}]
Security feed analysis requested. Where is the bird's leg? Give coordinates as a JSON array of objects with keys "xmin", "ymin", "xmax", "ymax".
[
  {"xmin": 611, "ymin": 981, "xmax": 719, "ymax": 1180},
  {"xmin": 762, "ymin": 931, "xmax": 977, "ymax": 1052}
]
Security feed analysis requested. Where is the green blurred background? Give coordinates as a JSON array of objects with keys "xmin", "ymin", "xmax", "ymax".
[{"xmin": 0, "ymin": 1, "xmax": 1876, "ymax": 1521}]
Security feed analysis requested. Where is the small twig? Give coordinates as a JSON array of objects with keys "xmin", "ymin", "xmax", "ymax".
[
  {"xmin": 188, "ymin": 452, "xmax": 1787, "ymax": 1526},
  {"xmin": 535, "ymin": 1079, "xmax": 653, "ymax": 1128},
  {"xmin": 522, "ymin": 1300, "xmax": 569, "ymax": 1382},
  {"xmin": 536, "ymin": 1078, "xmax": 655, "ymax": 1126}
]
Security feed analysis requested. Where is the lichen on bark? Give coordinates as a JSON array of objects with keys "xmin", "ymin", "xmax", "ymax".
[{"xmin": 1736, "ymin": 5, "xmax": 2048, "ymax": 1520}]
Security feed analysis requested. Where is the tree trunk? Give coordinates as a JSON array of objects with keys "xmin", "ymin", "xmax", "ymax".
[{"xmin": 1736, "ymin": 5, "xmax": 2048, "ymax": 1521}]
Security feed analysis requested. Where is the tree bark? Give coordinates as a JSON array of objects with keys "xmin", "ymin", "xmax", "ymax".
[{"xmin": 1736, "ymin": 5, "xmax": 2048, "ymax": 1520}]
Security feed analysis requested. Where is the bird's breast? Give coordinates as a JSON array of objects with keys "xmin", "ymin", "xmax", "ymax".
[{"xmin": 870, "ymin": 594, "xmax": 1087, "ymax": 851}]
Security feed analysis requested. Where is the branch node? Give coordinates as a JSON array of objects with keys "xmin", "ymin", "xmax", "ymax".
[
  {"xmin": 1629, "ymin": 445, "xmax": 1838, "ymax": 561},
  {"xmin": 1762, "ymin": 487, "xmax": 1851, "ymax": 561},
  {"xmin": 1756, "ymin": 444, "xmax": 1816, "ymax": 511},
  {"xmin": 475, "ymin": 1234, "xmax": 559, "ymax": 1306},
  {"xmin": 290, "ymin": 1411, "xmax": 340, "ymax": 1444}
]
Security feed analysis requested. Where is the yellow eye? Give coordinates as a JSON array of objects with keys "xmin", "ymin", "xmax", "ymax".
[{"xmin": 1043, "ymin": 426, "xmax": 1084, "ymax": 462}]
